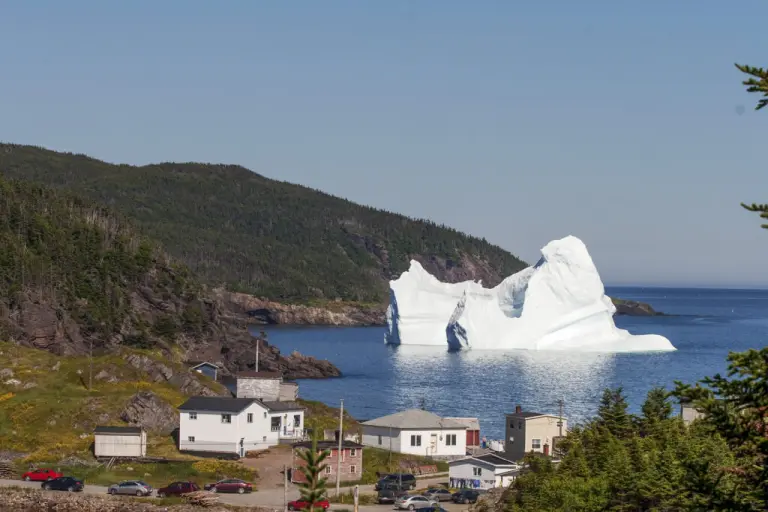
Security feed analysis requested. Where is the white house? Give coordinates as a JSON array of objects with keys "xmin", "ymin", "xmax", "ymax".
[
  {"xmin": 449, "ymin": 453, "xmax": 520, "ymax": 490},
  {"xmin": 178, "ymin": 396, "xmax": 305, "ymax": 456},
  {"xmin": 361, "ymin": 409, "xmax": 467, "ymax": 458},
  {"xmin": 94, "ymin": 426, "xmax": 147, "ymax": 458}
]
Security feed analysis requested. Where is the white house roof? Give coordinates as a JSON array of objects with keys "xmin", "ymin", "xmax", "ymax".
[
  {"xmin": 444, "ymin": 417, "xmax": 480, "ymax": 430},
  {"xmin": 362, "ymin": 409, "xmax": 467, "ymax": 430},
  {"xmin": 449, "ymin": 453, "xmax": 518, "ymax": 468}
]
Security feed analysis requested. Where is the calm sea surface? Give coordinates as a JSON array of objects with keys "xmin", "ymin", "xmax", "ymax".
[{"xmin": 255, "ymin": 287, "xmax": 768, "ymax": 440}]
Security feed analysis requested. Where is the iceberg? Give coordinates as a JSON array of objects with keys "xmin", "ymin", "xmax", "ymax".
[{"xmin": 386, "ymin": 236, "xmax": 676, "ymax": 352}]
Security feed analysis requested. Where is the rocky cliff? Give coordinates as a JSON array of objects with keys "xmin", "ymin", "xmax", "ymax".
[{"xmin": 0, "ymin": 177, "xmax": 339, "ymax": 379}]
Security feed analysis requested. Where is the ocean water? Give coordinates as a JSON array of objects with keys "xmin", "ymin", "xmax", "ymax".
[{"xmin": 258, "ymin": 287, "xmax": 768, "ymax": 440}]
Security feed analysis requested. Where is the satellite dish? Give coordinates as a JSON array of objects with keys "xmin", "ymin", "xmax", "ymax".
[{"xmin": 508, "ymin": 436, "xmax": 514, "ymax": 442}]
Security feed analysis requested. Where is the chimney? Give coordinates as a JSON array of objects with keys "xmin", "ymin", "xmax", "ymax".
[{"xmin": 515, "ymin": 404, "xmax": 522, "ymax": 414}]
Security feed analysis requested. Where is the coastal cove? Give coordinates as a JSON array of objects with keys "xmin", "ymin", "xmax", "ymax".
[{"xmin": 256, "ymin": 286, "xmax": 768, "ymax": 441}]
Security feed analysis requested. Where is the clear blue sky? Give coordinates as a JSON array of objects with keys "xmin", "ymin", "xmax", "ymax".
[{"xmin": 1, "ymin": 1, "xmax": 766, "ymax": 287}]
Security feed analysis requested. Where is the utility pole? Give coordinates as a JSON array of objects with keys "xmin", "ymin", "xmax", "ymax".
[
  {"xmin": 336, "ymin": 399, "xmax": 344, "ymax": 497},
  {"xmin": 557, "ymin": 398, "xmax": 564, "ymax": 437},
  {"xmin": 88, "ymin": 339, "xmax": 93, "ymax": 391},
  {"xmin": 255, "ymin": 337, "xmax": 259, "ymax": 372},
  {"xmin": 283, "ymin": 464, "xmax": 288, "ymax": 512}
]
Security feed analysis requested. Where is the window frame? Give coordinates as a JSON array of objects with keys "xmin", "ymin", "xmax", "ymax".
[
  {"xmin": 189, "ymin": 412, "xmax": 197, "ymax": 420},
  {"xmin": 221, "ymin": 414, "xmax": 232, "ymax": 424},
  {"xmin": 410, "ymin": 435, "xmax": 422, "ymax": 447},
  {"xmin": 247, "ymin": 413, "xmax": 253, "ymax": 423},
  {"xmin": 532, "ymin": 438, "xmax": 542, "ymax": 450},
  {"xmin": 188, "ymin": 436, "xmax": 195, "ymax": 442}
]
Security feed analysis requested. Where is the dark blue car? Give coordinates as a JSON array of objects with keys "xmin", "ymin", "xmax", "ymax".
[{"xmin": 42, "ymin": 476, "xmax": 84, "ymax": 492}]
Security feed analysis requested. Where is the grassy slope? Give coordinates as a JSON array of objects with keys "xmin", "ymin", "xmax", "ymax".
[
  {"xmin": 0, "ymin": 342, "xmax": 257, "ymax": 487},
  {"xmin": 0, "ymin": 143, "xmax": 528, "ymax": 303}
]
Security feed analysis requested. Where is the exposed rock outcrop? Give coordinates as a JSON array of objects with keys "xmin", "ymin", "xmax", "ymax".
[
  {"xmin": 120, "ymin": 391, "xmax": 179, "ymax": 434},
  {"xmin": 611, "ymin": 298, "xmax": 665, "ymax": 316},
  {"xmin": 124, "ymin": 354, "xmax": 224, "ymax": 396},
  {"xmin": 219, "ymin": 291, "xmax": 385, "ymax": 326}
]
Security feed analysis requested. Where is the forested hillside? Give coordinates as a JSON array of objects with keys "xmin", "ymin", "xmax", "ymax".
[
  {"xmin": 0, "ymin": 143, "xmax": 527, "ymax": 302},
  {"xmin": 0, "ymin": 175, "xmax": 339, "ymax": 377}
]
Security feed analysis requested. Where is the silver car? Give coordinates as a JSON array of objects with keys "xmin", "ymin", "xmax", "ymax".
[
  {"xmin": 394, "ymin": 495, "xmax": 437, "ymax": 510},
  {"xmin": 108, "ymin": 480, "xmax": 153, "ymax": 497}
]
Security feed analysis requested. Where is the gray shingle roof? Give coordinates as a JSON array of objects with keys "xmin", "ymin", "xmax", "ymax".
[
  {"xmin": 444, "ymin": 417, "xmax": 480, "ymax": 430},
  {"xmin": 362, "ymin": 409, "xmax": 467, "ymax": 430},
  {"xmin": 263, "ymin": 401, "xmax": 305, "ymax": 412},
  {"xmin": 94, "ymin": 426, "xmax": 143, "ymax": 435},
  {"xmin": 178, "ymin": 397, "xmax": 256, "ymax": 413},
  {"xmin": 474, "ymin": 453, "xmax": 516, "ymax": 466}
]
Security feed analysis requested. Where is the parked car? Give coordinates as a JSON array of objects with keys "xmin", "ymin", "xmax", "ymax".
[
  {"xmin": 452, "ymin": 489, "xmax": 486, "ymax": 504},
  {"xmin": 375, "ymin": 473, "xmax": 417, "ymax": 490},
  {"xmin": 107, "ymin": 480, "xmax": 153, "ymax": 497},
  {"xmin": 41, "ymin": 476, "xmax": 84, "ymax": 492},
  {"xmin": 22, "ymin": 468, "xmax": 63, "ymax": 482},
  {"xmin": 203, "ymin": 478, "xmax": 253, "ymax": 494},
  {"xmin": 287, "ymin": 498, "xmax": 330, "ymax": 510},
  {"xmin": 377, "ymin": 485, "xmax": 409, "ymax": 504},
  {"xmin": 423, "ymin": 488, "xmax": 453, "ymax": 502},
  {"xmin": 394, "ymin": 495, "xmax": 437, "ymax": 510},
  {"xmin": 414, "ymin": 508, "xmax": 448, "ymax": 512},
  {"xmin": 156, "ymin": 481, "xmax": 200, "ymax": 497}
]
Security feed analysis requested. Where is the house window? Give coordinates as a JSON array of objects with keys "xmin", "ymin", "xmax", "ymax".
[
  {"xmin": 189, "ymin": 412, "xmax": 197, "ymax": 420},
  {"xmin": 247, "ymin": 413, "xmax": 253, "ymax": 423},
  {"xmin": 378, "ymin": 435, "xmax": 382, "ymax": 445},
  {"xmin": 188, "ymin": 436, "xmax": 195, "ymax": 442},
  {"xmin": 325, "ymin": 466, "xmax": 332, "ymax": 475},
  {"xmin": 350, "ymin": 448, "xmax": 357, "ymax": 457},
  {"xmin": 350, "ymin": 465, "xmax": 357, "ymax": 474},
  {"xmin": 532, "ymin": 439, "xmax": 541, "ymax": 449},
  {"xmin": 271, "ymin": 417, "xmax": 281, "ymax": 432},
  {"xmin": 410, "ymin": 435, "xmax": 422, "ymax": 447},
  {"xmin": 445, "ymin": 434, "xmax": 457, "ymax": 446},
  {"xmin": 264, "ymin": 412, "xmax": 267, "ymax": 418},
  {"xmin": 221, "ymin": 414, "xmax": 232, "ymax": 424},
  {"xmin": 518, "ymin": 421, "xmax": 523, "ymax": 429},
  {"xmin": 473, "ymin": 467, "xmax": 482, "ymax": 476},
  {"xmin": 262, "ymin": 436, "xmax": 267, "ymax": 442},
  {"xmin": 294, "ymin": 414, "xmax": 301, "ymax": 427}
]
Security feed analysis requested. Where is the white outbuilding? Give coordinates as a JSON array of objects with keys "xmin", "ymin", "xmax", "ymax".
[
  {"xmin": 94, "ymin": 426, "xmax": 147, "ymax": 458},
  {"xmin": 448, "ymin": 453, "xmax": 520, "ymax": 490}
]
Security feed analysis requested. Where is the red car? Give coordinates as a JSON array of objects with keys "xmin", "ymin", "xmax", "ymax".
[
  {"xmin": 156, "ymin": 481, "xmax": 199, "ymax": 497},
  {"xmin": 203, "ymin": 478, "xmax": 253, "ymax": 494},
  {"xmin": 22, "ymin": 469, "xmax": 63, "ymax": 482},
  {"xmin": 288, "ymin": 499, "xmax": 330, "ymax": 511}
]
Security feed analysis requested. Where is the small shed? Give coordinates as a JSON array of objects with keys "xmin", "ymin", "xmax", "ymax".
[
  {"xmin": 188, "ymin": 361, "xmax": 220, "ymax": 381},
  {"xmin": 94, "ymin": 426, "xmax": 147, "ymax": 458}
]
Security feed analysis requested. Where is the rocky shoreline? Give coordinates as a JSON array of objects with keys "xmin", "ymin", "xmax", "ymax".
[{"xmin": 220, "ymin": 291, "xmax": 664, "ymax": 327}]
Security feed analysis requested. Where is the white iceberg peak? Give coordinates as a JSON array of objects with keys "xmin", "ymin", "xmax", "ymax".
[{"xmin": 386, "ymin": 236, "xmax": 676, "ymax": 353}]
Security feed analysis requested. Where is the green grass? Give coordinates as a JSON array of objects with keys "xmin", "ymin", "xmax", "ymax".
[
  {"xmin": 299, "ymin": 399, "xmax": 361, "ymax": 434},
  {"xmin": 0, "ymin": 342, "xmax": 223, "ymax": 463}
]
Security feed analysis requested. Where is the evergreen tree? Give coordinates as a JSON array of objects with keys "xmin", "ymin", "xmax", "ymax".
[
  {"xmin": 736, "ymin": 63, "xmax": 768, "ymax": 228},
  {"xmin": 674, "ymin": 348, "xmax": 768, "ymax": 511},
  {"xmin": 640, "ymin": 386, "xmax": 672, "ymax": 430},
  {"xmin": 597, "ymin": 387, "xmax": 632, "ymax": 439},
  {"xmin": 296, "ymin": 432, "xmax": 330, "ymax": 511}
]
